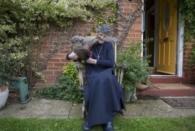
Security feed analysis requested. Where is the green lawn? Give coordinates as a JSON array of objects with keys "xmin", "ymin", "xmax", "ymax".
[{"xmin": 0, "ymin": 117, "xmax": 195, "ymax": 131}]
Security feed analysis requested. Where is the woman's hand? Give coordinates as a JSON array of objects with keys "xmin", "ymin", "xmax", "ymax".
[
  {"xmin": 86, "ymin": 58, "xmax": 97, "ymax": 64},
  {"xmin": 68, "ymin": 52, "xmax": 78, "ymax": 60}
]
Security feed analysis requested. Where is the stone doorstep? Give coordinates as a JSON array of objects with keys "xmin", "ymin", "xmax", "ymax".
[
  {"xmin": 161, "ymin": 96, "xmax": 195, "ymax": 98},
  {"xmin": 137, "ymin": 84, "xmax": 195, "ymax": 98},
  {"xmin": 149, "ymin": 75, "xmax": 183, "ymax": 83}
]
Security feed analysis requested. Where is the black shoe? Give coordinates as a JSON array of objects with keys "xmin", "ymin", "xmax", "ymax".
[
  {"xmin": 83, "ymin": 122, "xmax": 90, "ymax": 131},
  {"xmin": 103, "ymin": 122, "xmax": 113, "ymax": 131}
]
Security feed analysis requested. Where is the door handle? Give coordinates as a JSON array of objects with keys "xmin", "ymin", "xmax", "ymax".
[{"xmin": 163, "ymin": 37, "xmax": 169, "ymax": 42}]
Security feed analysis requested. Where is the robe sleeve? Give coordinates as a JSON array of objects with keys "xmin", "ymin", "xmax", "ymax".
[{"xmin": 96, "ymin": 43, "xmax": 114, "ymax": 67}]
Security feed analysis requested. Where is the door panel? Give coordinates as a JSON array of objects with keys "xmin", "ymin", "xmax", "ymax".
[{"xmin": 157, "ymin": 0, "xmax": 177, "ymax": 74}]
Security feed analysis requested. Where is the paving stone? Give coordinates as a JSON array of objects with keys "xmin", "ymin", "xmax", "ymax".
[{"xmin": 1, "ymin": 98, "xmax": 195, "ymax": 119}]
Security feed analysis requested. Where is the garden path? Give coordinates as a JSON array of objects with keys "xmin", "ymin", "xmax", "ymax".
[{"xmin": 0, "ymin": 97, "xmax": 195, "ymax": 118}]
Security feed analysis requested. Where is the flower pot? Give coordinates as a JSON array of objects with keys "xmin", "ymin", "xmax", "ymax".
[
  {"xmin": 0, "ymin": 85, "xmax": 9, "ymax": 109},
  {"xmin": 124, "ymin": 88, "xmax": 137, "ymax": 103},
  {"xmin": 9, "ymin": 77, "xmax": 31, "ymax": 104},
  {"xmin": 136, "ymin": 83, "xmax": 149, "ymax": 91}
]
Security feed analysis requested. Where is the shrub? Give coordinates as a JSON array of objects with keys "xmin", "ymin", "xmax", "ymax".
[
  {"xmin": 181, "ymin": 0, "xmax": 195, "ymax": 40},
  {"xmin": 117, "ymin": 44, "xmax": 149, "ymax": 91},
  {"xmin": 36, "ymin": 62, "xmax": 83, "ymax": 103}
]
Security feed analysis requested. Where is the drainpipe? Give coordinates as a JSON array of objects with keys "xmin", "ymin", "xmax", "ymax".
[
  {"xmin": 141, "ymin": 0, "xmax": 145, "ymax": 58},
  {"xmin": 177, "ymin": 1, "xmax": 184, "ymax": 77}
]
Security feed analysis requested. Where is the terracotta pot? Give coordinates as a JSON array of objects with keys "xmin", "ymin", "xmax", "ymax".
[
  {"xmin": 136, "ymin": 83, "xmax": 149, "ymax": 91},
  {"xmin": 0, "ymin": 85, "xmax": 9, "ymax": 109}
]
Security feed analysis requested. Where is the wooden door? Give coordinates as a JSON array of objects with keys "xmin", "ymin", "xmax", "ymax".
[{"xmin": 157, "ymin": 0, "xmax": 178, "ymax": 74}]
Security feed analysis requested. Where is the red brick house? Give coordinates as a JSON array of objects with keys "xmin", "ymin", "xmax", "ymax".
[{"xmin": 37, "ymin": 0, "xmax": 194, "ymax": 90}]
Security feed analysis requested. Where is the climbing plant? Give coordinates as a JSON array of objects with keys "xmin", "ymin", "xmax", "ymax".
[
  {"xmin": 181, "ymin": 0, "xmax": 195, "ymax": 41},
  {"xmin": 0, "ymin": 0, "xmax": 116, "ymax": 81},
  {"xmin": 190, "ymin": 46, "xmax": 195, "ymax": 65},
  {"xmin": 116, "ymin": 0, "xmax": 143, "ymax": 44}
]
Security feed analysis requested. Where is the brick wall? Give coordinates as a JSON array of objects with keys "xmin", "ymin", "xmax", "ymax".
[
  {"xmin": 36, "ymin": 22, "xmax": 94, "ymax": 86},
  {"xmin": 35, "ymin": 0, "xmax": 194, "ymax": 86},
  {"xmin": 117, "ymin": 0, "xmax": 142, "ymax": 46},
  {"xmin": 35, "ymin": 0, "xmax": 142, "ymax": 86},
  {"xmin": 183, "ymin": 42, "xmax": 195, "ymax": 83}
]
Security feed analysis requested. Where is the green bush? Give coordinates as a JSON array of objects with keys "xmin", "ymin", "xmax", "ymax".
[
  {"xmin": 0, "ymin": 0, "xmax": 116, "ymax": 81},
  {"xmin": 181, "ymin": 0, "xmax": 195, "ymax": 40},
  {"xmin": 118, "ymin": 44, "xmax": 149, "ymax": 91},
  {"xmin": 36, "ymin": 62, "xmax": 83, "ymax": 103}
]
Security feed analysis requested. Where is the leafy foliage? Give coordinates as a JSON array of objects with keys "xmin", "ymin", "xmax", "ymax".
[
  {"xmin": 0, "ymin": 0, "xmax": 116, "ymax": 83},
  {"xmin": 190, "ymin": 45, "xmax": 195, "ymax": 66},
  {"xmin": 36, "ymin": 62, "xmax": 83, "ymax": 103},
  {"xmin": 94, "ymin": 2, "xmax": 117, "ymax": 26},
  {"xmin": 118, "ymin": 44, "xmax": 149, "ymax": 91},
  {"xmin": 181, "ymin": 0, "xmax": 195, "ymax": 40}
]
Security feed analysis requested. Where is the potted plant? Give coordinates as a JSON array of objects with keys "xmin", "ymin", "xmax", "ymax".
[
  {"xmin": 0, "ymin": 77, "xmax": 9, "ymax": 109},
  {"xmin": 0, "ymin": 36, "xmax": 31, "ymax": 104},
  {"xmin": 118, "ymin": 44, "xmax": 149, "ymax": 102},
  {"xmin": 0, "ymin": 85, "xmax": 9, "ymax": 109}
]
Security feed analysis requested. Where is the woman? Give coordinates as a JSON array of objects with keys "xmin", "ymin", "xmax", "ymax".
[{"xmin": 83, "ymin": 25, "xmax": 124, "ymax": 131}]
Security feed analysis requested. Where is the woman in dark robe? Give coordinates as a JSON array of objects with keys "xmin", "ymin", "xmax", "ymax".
[{"xmin": 83, "ymin": 25, "xmax": 124, "ymax": 131}]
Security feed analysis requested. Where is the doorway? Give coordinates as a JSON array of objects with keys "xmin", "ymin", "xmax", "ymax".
[{"xmin": 143, "ymin": 0, "xmax": 179, "ymax": 75}]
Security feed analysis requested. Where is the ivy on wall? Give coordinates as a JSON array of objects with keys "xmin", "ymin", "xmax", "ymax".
[
  {"xmin": 94, "ymin": 3, "xmax": 117, "ymax": 27},
  {"xmin": 181, "ymin": 0, "xmax": 195, "ymax": 41},
  {"xmin": 0, "ymin": 0, "xmax": 116, "ymax": 79}
]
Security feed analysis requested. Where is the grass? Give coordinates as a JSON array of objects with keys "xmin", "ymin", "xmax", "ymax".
[{"xmin": 0, "ymin": 117, "xmax": 195, "ymax": 131}]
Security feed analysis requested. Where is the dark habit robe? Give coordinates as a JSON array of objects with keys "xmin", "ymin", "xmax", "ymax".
[{"xmin": 84, "ymin": 41, "xmax": 124, "ymax": 127}]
